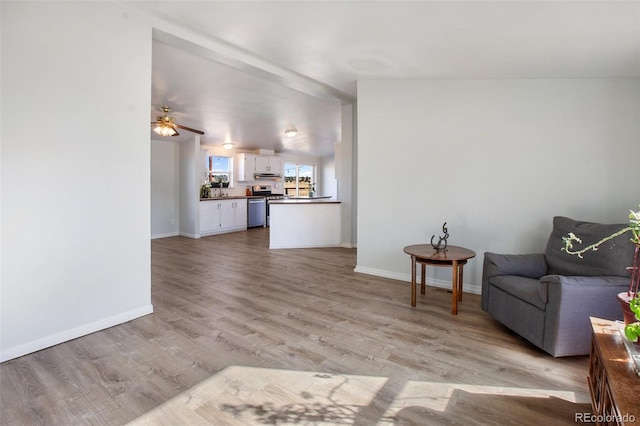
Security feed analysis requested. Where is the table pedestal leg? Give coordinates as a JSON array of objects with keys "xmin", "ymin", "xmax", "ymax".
[
  {"xmin": 411, "ymin": 256, "xmax": 417, "ymax": 307},
  {"xmin": 458, "ymin": 264, "xmax": 464, "ymax": 301},
  {"xmin": 420, "ymin": 263, "xmax": 426, "ymax": 294},
  {"xmin": 451, "ymin": 260, "xmax": 459, "ymax": 315}
]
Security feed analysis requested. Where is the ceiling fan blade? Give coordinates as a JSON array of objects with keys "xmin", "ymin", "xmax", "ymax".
[{"xmin": 175, "ymin": 123, "xmax": 204, "ymax": 135}]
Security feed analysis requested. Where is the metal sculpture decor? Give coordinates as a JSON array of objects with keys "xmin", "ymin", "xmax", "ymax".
[{"xmin": 431, "ymin": 222, "xmax": 449, "ymax": 252}]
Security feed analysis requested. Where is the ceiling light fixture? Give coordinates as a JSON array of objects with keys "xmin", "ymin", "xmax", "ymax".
[
  {"xmin": 285, "ymin": 127, "xmax": 297, "ymax": 138},
  {"xmin": 152, "ymin": 106, "xmax": 180, "ymax": 137},
  {"xmin": 222, "ymin": 142, "xmax": 235, "ymax": 149},
  {"xmin": 153, "ymin": 123, "xmax": 178, "ymax": 137}
]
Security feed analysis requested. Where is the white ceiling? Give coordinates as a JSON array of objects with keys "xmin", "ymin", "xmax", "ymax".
[{"xmin": 127, "ymin": 1, "xmax": 640, "ymax": 157}]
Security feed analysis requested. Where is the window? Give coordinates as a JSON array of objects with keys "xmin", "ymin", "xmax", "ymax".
[
  {"xmin": 208, "ymin": 156, "xmax": 232, "ymax": 187},
  {"xmin": 284, "ymin": 162, "xmax": 315, "ymax": 197}
]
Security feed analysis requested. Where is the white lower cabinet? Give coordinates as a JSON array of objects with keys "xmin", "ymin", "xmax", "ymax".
[
  {"xmin": 200, "ymin": 199, "xmax": 247, "ymax": 236},
  {"xmin": 221, "ymin": 199, "xmax": 247, "ymax": 230},
  {"xmin": 200, "ymin": 201, "xmax": 219, "ymax": 233}
]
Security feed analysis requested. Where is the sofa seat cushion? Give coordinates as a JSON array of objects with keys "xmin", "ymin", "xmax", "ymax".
[{"xmin": 489, "ymin": 275, "xmax": 546, "ymax": 310}]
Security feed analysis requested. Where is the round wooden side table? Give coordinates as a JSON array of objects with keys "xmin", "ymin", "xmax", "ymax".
[{"xmin": 403, "ymin": 244, "xmax": 476, "ymax": 315}]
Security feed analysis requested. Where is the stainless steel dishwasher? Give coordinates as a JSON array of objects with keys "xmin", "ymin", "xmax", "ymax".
[{"xmin": 247, "ymin": 197, "xmax": 266, "ymax": 227}]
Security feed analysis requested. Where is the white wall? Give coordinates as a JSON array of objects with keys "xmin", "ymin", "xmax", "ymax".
[
  {"xmin": 356, "ymin": 79, "xmax": 640, "ymax": 293},
  {"xmin": 151, "ymin": 139, "xmax": 180, "ymax": 238},
  {"xmin": 337, "ymin": 103, "xmax": 356, "ymax": 247},
  {"xmin": 1, "ymin": 2, "xmax": 153, "ymax": 361},
  {"xmin": 319, "ymin": 155, "xmax": 338, "ymax": 199},
  {"xmin": 178, "ymin": 136, "xmax": 201, "ymax": 238}
]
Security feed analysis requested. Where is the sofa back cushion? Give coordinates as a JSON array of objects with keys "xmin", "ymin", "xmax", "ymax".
[{"xmin": 545, "ymin": 216, "xmax": 634, "ymax": 277}]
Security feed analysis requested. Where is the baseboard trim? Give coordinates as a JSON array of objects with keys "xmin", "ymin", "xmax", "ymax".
[
  {"xmin": 151, "ymin": 232, "xmax": 179, "ymax": 240},
  {"xmin": 0, "ymin": 304, "xmax": 154, "ymax": 363},
  {"xmin": 354, "ymin": 265, "xmax": 481, "ymax": 295},
  {"xmin": 270, "ymin": 243, "xmax": 342, "ymax": 249},
  {"xmin": 354, "ymin": 265, "xmax": 407, "ymax": 281},
  {"xmin": 179, "ymin": 232, "xmax": 199, "ymax": 239}
]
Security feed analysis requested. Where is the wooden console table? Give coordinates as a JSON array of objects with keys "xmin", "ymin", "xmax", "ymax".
[{"xmin": 588, "ymin": 317, "xmax": 640, "ymax": 425}]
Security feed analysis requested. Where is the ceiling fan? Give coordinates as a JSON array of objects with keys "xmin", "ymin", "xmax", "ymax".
[{"xmin": 151, "ymin": 105, "xmax": 204, "ymax": 137}]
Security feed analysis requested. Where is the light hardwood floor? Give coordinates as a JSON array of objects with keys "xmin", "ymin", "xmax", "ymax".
[{"xmin": 1, "ymin": 228, "xmax": 591, "ymax": 425}]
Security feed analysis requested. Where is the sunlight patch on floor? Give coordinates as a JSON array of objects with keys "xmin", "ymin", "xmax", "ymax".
[
  {"xmin": 385, "ymin": 381, "xmax": 589, "ymax": 416},
  {"xmin": 127, "ymin": 365, "xmax": 588, "ymax": 425}
]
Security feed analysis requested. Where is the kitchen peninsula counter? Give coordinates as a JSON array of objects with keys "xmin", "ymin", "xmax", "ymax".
[
  {"xmin": 269, "ymin": 198, "xmax": 342, "ymax": 249},
  {"xmin": 268, "ymin": 197, "xmax": 339, "ymax": 204}
]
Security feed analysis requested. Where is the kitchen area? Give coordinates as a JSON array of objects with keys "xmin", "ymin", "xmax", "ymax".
[
  {"xmin": 199, "ymin": 151, "xmax": 294, "ymax": 232},
  {"xmin": 198, "ymin": 183, "xmax": 285, "ymax": 235},
  {"xmin": 151, "ymin": 138, "xmax": 343, "ymax": 248},
  {"xmin": 147, "ymin": 19, "xmax": 356, "ymax": 251}
]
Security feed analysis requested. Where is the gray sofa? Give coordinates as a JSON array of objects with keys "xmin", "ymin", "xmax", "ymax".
[{"xmin": 481, "ymin": 216, "xmax": 634, "ymax": 357}]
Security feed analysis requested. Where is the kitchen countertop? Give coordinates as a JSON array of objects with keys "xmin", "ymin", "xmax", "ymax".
[
  {"xmin": 269, "ymin": 197, "xmax": 341, "ymax": 249},
  {"xmin": 269, "ymin": 198, "xmax": 340, "ymax": 204},
  {"xmin": 284, "ymin": 196, "xmax": 333, "ymax": 200},
  {"xmin": 200, "ymin": 196, "xmax": 265, "ymax": 201}
]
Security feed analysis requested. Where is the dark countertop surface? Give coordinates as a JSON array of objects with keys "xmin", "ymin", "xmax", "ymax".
[
  {"xmin": 284, "ymin": 196, "xmax": 333, "ymax": 200},
  {"xmin": 269, "ymin": 198, "xmax": 340, "ymax": 204},
  {"xmin": 200, "ymin": 196, "xmax": 265, "ymax": 201}
]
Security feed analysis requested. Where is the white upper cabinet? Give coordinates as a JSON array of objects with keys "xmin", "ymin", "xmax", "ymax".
[
  {"xmin": 237, "ymin": 153, "xmax": 281, "ymax": 181},
  {"xmin": 255, "ymin": 155, "xmax": 281, "ymax": 173},
  {"xmin": 236, "ymin": 153, "xmax": 257, "ymax": 181}
]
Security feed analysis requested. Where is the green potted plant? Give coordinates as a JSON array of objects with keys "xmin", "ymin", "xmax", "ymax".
[
  {"xmin": 626, "ymin": 297, "xmax": 640, "ymax": 342},
  {"xmin": 212, "ymin": 175, "xmax": 229, "ymax": 188},
  {"xmin": 201, "ymin": 182, "xmax": 212, "ymax": 198},
  {"xmin": 562, "ymin": 205, "xmax": 640, "ymax": 342}
]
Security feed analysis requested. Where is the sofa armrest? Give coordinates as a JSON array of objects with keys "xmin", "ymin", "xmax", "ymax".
[
  {"xmin": 540, "ymin": 274, "xmax": 630, "ymax": 288},
  {"xmin": 484, "ymin": 252, "xmax": 548, "ymax": 278},
  {"xmin": 541, "ymin": 274, "xmax": 630, "ymax": 356},
  {"xmin": 538, "ymin": 274, "xmax": 630, "ymax": 305},
  {"xmin": 481, "ymin": 252, "xmax": 547, "ymax": 311}
]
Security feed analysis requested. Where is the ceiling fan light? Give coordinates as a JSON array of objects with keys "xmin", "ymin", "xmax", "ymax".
[
  {"xmin": 222, "ymin": 142, "xmax": 235, "ymax": 149},
  {"xmin": 154, "ymin": 124, "xmax": 177, "ymax": 137},
  {"xmin": 151, "ymin": 105, "xmax": 203, "ymax": 136},
  {"xmin": 285, "ymin": 127, "xmax": 297, "ymax": 138}
]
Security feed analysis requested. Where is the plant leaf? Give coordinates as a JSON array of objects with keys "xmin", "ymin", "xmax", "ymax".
[{"xmin": 624, "ymin": 322, "xmax": 640, "ymax": 342}]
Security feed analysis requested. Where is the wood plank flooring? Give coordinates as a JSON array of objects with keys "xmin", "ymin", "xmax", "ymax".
[{"xmin": 0, "ymin": 228, "xmax": 592, "ymax": 425}]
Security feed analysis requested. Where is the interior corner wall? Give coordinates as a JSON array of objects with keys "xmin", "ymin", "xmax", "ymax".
[
  {"xmin": 1, "ymin": 2, "xmax": 153, "ymax": 361},
  {"xmin": 178, "ymin": 136, "xmax": 200, "ymax": 238},
  {"xmin": 337, "ymin": 103, "xmax": 356, "ymax": 247},
  {"xmin": 635, "ymin": 103, "xmax": 640, "ymax": 190},
  {"xmin": 151, "ymin": 139, "xmax": 180, "ymax": 239},
  {"xmin": 319, "ymin": 155, "xmax": 338, "ymax": 199},
  {"xmin": 356, "ymin": 79, "xmax": 640, "ymax": 292}
]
